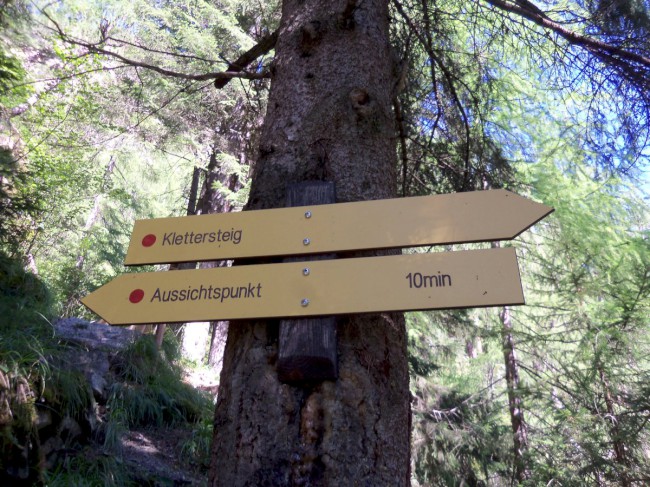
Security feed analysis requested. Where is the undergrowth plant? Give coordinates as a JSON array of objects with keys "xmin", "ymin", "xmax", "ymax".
[
  {"xmin": 180, "ymin": 415, "xmax": 213, "ymax": 473},
  {"xmin": 1, "ymin": 250, "xmax": 213, "ymax": 484},
  {"xmin": 0, "ymin": 250, "xmax": 54, "ymax": 483},
  {"xmin": 45, "ymin": 452, "xmax": 135, "ymax": 487},
  {"xmin": 107, "ymin": 335, "xmax": 212, "ymax": 429}
]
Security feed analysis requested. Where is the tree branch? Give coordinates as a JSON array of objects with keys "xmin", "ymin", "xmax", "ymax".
[
  {"xmin": 71, "ymin": 40, "xmax": 269, "ymax": 83},
  {"xmin": 393, "ymin": 0, "xmax": 474, "ymax": 189},
  {"xmin": 40, "ymin": 8, "xmax": 276, "ymax": 89},
  {"xmin": 484, "ymin": 0, "xmax": 650, "ymax": 72},
  {"xmin": 105, "ymin": 36, "xmax": 222, "ymax": 64},
  {"xmin": 214, "ymin": 30, "xmax": 278, "ymax": 88}
]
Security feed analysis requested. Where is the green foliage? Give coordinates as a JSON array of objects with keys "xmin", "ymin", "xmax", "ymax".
[
  {"xmin": 1, "ymin": 0, "xmax": 274, "ymax": 316},
  {"xmin": 45, "ymin": 451, "xmax": 135, "ymax": 487},
  {"xmin": 107, "ymin": 335, "xmax": 212, "ymax": 430},
  {"xmin": 0, "ymin": 250, "xmax": 53, "ymax": 367},
  {"xmin": 44, "ymin": 369, "xmax": 93, "ymax": 418},
  {"xmin": 407, "ymin": 154, "xmax": 649, "ymax": 485},
  {"xmin": 407, "ymin": 312, "xmax": 441, "ymax": 377},
  {"xmin": 391, "ymin": 0, "xmax": 518, "ymax": 196},
  {"xmin": 0, "ymin": 48, "xmax": 30, "ymax": 107},
  {"xmin": 0, "ymin": 250, "xmax": 54, "ymax": 483},
  {"xmin": 407, "ymin": 305, "xmax": 515, "ymax": 484},
  {"xmin": 85, "ymin": 334, "xmax": 214, "ymax": 482},
  {"xmin": 180, "ymin": 416, "xmax": 213, "ymax": 472},
  {"xmin": 590, "ymin": 0, "xmax": 650, "ymax": 37},
  {"xmin": 0, "ymin": 247, "xmax": 213, "ymax": 484},
  {"xmin": 0, "ymin": 250, "xmax": 48, "ymax": 319},
  {"xmin": 0, "ymin": 44, "xmax": 33, "ymax": 250},
  {"xmin": 516, "ymin": 166, "xmax": 650, "ymax": 484}
]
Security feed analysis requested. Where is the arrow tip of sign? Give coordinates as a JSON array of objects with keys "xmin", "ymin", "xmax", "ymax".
[
  {"xmin": 80, "ymin": 291, "xmax": 113, "ymax": 325},
  {"xmin": 501, "ymin": 190, "xmax": 554, "ymax": 237}
]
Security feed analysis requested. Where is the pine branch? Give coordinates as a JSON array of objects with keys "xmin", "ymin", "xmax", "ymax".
[
  {"xmin": 40, "ymin": 8, "xmax": 276, "ymax": 88},
  {"xmin": 106, "ymin": 36, "xmax": 222, "ymax": 64},
  {"xmin": 484, "ymin": 0, "xmax": 650, "ymax": 75},
  {"xmin": 214, "ymin": 31, "xmax": 278, "ymax": 89}
]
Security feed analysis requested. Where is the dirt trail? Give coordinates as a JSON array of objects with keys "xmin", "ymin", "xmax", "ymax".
[
  {"xmin": 121, "ymin": 427, "xmax": 207, "ymax": 485},
  {"xmin": 53, "ymin": 318, "xmax": 218, "ymax": 486}
]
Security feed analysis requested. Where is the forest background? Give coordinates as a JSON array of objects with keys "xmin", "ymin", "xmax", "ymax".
[{"xmin": 1, "ymin": 0, "xmax": 649, "ymax": 485}]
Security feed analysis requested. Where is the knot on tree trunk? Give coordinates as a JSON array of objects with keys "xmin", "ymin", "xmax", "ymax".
[
  {"xmin": 338, "ymin": 0, "xmax": 358, "ymax": 29},
  {"xmin": 300, "ymin": 21, "xmax": 323, "ymax": 56},
  {"xmin": 349, "ymin": 88, "xmax": 374, "ymax": 118}
]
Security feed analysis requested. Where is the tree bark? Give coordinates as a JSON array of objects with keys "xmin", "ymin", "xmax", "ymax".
[
  {"xmin": 207, "ymin": 320, "xmax": 228, "ymax": 370},
  {"xmin": 209, "ymin": 1, "xmax": 410, "ymax": 485},
  {"xmin": 157, "ymin": 166, "xmax": 202, "ymax": 347},
  {"xmin": 198, "ymin": 145, "xmax": 242, "ymax": 366},
  {"xmin": 74, "ymin": 156, "xmax": 117, "ymax": 271},
  {"xmin": 500, "ymin": 305, "xmax": 530, "ymax": 483},
  {"xmin": 598, "ymin": 365, "xmax": 630, "ymax": 487}
]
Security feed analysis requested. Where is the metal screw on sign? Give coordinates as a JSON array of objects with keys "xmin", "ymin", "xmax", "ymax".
[
  {"xmin": 303, "ymin": 238, "xmax": 310, "ymax": 246},
  {"xmin": 303, "ymin": 268, "xmax": 310, "ymax": 276},
  {"xmin": 301, "ymin": 298, "xmax": 310, "ymax": 307},
  {"xmin": 304, "ymin": 211, "xmax": 312, "ymax": 219}
]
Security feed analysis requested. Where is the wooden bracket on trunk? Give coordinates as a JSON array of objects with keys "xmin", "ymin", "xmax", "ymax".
[{"xmin": 277, "ymin": 181, "xmax": 338, "ymax": 383}]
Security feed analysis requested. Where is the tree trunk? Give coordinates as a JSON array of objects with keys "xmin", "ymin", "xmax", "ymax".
[
  {"xmin": 207, "ymin": 320, "xmax": 228, "ymax": 371},
  {"xmin": 74, "ymin": 156, "xmax": 117, "ymax": 271},
  {"xmin": 156, "ymin": 167, "xmax": 202, "ymax": 347},
  {"xmin": 598, "ymin": 365, "xmax": 630, "ymax": 487},
  {"xmin": 209, "ymin": 1, "xmax": 411, "ymax": 485},
  {"xmin": 198, "ymin": 146, "xmax": 243, "ymax": 367},
  {"xmin": 500, "ymin": 305, "xmax": 530, "ymax": 483},
  {"xmin": 62, "ymin": 156, "xmax": 116, "ymax": 315}
]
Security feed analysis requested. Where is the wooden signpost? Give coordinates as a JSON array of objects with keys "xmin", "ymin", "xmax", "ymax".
[
  {"xmin": 82, "ymin": 187, "xmax": 553, "ymax": 383},
  {"xmin": 279, "ymin": 182, "xmax": 338, "ymax": 383},
  {"xmin": 124, "ymin": 189, "xmax": 552, "ymax": 265}
]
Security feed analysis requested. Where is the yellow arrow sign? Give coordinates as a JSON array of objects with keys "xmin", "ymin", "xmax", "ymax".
[
  {"xmin": 83, "ymin": 247, "xmax": 523, "ymax": 325},
  {"xmin": 124, "ymin": 189, "xmax": 552, "ymax": 265}
]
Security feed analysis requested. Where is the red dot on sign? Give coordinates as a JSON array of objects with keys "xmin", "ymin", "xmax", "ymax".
[
  {"xmin": 129, "ymin": 289, "xmax": 145, "ymax": 304},
  {"xmin": 142, "ymin": 234, "xmax": 157, "ymax": 247}
]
